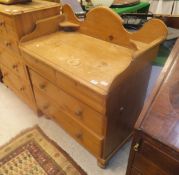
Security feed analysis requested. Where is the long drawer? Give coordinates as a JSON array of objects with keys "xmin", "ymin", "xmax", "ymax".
[
  {"xmin": 23, "ymin": 53, "xmax": 106, "ymax": 114},
  {"xmin": 0, "ymin": 52, "xmax": 26, "ymax": 79},
  {"xmin": 34, "ymin": 87, "xmax": 103, "ymax": 157},
  {"xmin": 1, "ymin": 66, "xmax": 35, "ymax": 109},
  {"xmin": 30, "ymin": 69, "xmax": 105, "ymax": 136}
]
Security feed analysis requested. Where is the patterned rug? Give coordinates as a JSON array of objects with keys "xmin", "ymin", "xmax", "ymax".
[{"xmin": 0, "ymin": 126, "xmax": 87, "ymax": 175}]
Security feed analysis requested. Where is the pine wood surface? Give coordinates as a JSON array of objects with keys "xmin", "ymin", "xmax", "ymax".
[{"xmin": 0, "ymin": 1, "xmax": 61, "ymax": 112}]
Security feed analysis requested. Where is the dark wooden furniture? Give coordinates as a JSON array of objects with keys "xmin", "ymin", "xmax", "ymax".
[
  {"xmin": 126, "ymin": 38, "xmax": 179, "ymax": 175},
  {"xmin": 164, "ymin": 16, "xmax": 179, "ymax": 29}
]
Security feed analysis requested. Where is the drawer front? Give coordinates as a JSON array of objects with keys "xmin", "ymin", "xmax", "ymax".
[
  {"xmin": 23, "ymin": 53, "xmax": 56, "ymax": 83},
  {"xmin": 56, "ymin": 71, "xmax": 105, "ymax": 114},
  {"xmin": 0, "ymin": 14, "xmax": 18, "ymax": 40},
  {"xmin": 0, "ymin": 14, "xmax": 9, "ymax": 36},
  {"xmin": 0, "ymin": 52, "xmax": 25, "ymax": 79},
  {"xmin": 0, "ymin": 17, "xmax": 7, "ymax": 36},
  {"xmin": 34, "ymin": 87, "xmax": 103, "ymax": 157},
  {"xmin": 0, "ymin": 14, "xmax": 13, "ymax": 28},
  {"xmin": 1, "ymin": 66, "xmax": 35, "ymax": 109},
  {"xmin": 133, "ymin": 140, "xmax": 179, "ymax": 175},
  {"xmin": 30, "ymin": 70, "xmax": 105, "ymax": 136},
  {"xmin": 0, "ymin": 36, "xmax": 19, "ymax": 56}
]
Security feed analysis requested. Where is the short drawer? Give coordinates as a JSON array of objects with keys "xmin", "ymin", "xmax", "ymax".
[
  {"xmin": 1, "ymin": 66, "xmax": 34, "ymax": 109},
  {"xmin": 34, "ymin": 88, "xmax": 103, "ymax": 157},
  {"xmin": 0, "ymin": 52, "xmax": 26, "ymax": 79},
  {"xmin": 30, "ymin": 69, "xmax": 105, "ymax": 136},
  {"xmin": 0, "ymin": 15, "xmax": 18, "ymax": 39},
  {"xmin": 23, "ymin": 53, "xmax": 56, "ymax": 83},
  {"xmin": 56, "ymin": 71, "xmax": 106, "ymax": 114}
]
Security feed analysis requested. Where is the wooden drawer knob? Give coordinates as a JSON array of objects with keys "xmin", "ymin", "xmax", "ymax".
[
  {"xmin": 75, "ymin": 108, "xmax": 83, "ymax": 117},
  {"xmin": 5, "ymin": 41, "xmax": 11, "ymax": 47},
  {"xmin": 39, "ymin": 83, "xmax": 46, "ymax": 89},
  {"xmin": 20, "ymin": 86, "xmax": 25, "ymax": 91},
  {"xmin": 0, "ymin": 20, "xmax": 5, "ymax": 26},
  {"xmin": 3, "ymin": 72, "xmax": 8, "ymax": 77},
  {"xmin": 44, "ymin": 115, "xmax": 52, "ymax": 120},
  {"xmin": 75, "ymin": 132, "xmax": 83, "ymax": 140},
  {"xmin": 12, "ymin": 64, "xmax": 18, "ymax": 69}
]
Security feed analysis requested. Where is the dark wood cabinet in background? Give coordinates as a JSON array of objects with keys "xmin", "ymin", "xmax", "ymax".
[{"xmin": 126, "ymin": 39, "xmax": 179, "ymax": 175}]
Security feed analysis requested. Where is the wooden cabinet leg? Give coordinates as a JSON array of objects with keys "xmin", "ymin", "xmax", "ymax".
[
  {"xmin": 37, "ymin": 110, "xmax": 53, "ymax": 120},
  {"xmin": 37, "ymin": 109, "xmax": 43, "ymax": 117}
]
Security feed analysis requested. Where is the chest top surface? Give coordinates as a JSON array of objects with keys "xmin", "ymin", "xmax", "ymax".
[
  {"xmin": 0, "ymin": 0, "xmax": 60, "ymax": 15},
  {"xmin": 138, "ymin": 39, "xmax": 179, "ymax": 151},
  {"xmin": 21, "ymin": 31, "xmax": 133, "ymax": 92}
]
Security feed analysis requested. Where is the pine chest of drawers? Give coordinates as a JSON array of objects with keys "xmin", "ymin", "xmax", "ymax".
[
  {"xmin": 19, "ymin": 5, "xmax": 167, "ymax": 167},
  {"xmin": 0, "ymin": 0, "xmax": 60, "ymax": 111}
]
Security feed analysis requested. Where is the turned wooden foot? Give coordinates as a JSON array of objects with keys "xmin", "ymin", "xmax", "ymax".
[
  {"xmin": 44, "ymin": 115, "xmax": 53, "ymax": 120},
  {"xmin": 37, "ymin": 110, "xmax": 53, "ymax": 121},
  {"xmin": 37, "ymin": 110, "xmax": 43, "ymax": 117},
  {"xmin": 97, "ymin": 158, "xmax": 108, "ymax": 169}
]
